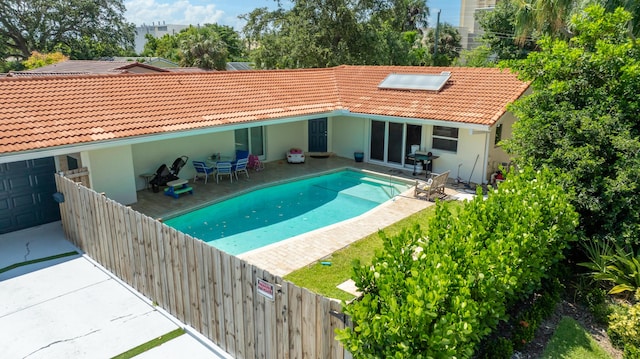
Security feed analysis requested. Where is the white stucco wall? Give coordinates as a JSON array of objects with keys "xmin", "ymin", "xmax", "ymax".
[
  {"xmin": 131, "ymin": 132, "xmax": 234, "ymax": 190},
  {"xmin": 266, "ymin": 121, "xmax": 306, "ymax": 161},
  {"xmin": 86, "ymin": 145, "xmax": 137, "ymax": 205},
  {"xmin": 425, "ymin": 127, "xmax": 490, "ymax": 185},
  {"xmin": 331, "ymin": 116, "xmax": 367, "ymax": 159}
]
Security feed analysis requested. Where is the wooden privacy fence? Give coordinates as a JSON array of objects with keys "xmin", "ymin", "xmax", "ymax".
[{"xmin": 55, "ymin": 175, "xmax": 351, "ymax": 359}]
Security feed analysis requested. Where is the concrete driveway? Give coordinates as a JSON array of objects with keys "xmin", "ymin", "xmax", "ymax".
[{"xmin": 0, "ymin": 222, "xmax": 232, "ymax": 358}]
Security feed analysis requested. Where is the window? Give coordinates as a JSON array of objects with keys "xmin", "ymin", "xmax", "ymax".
[
  {"xmin": 495, "ymin": 124, "xmax": 503, "ymax": 146},
  {"xmin": 432, "ymin": 126, "xmax": 458, "ymax": 152},
  {"xmin": 235, "ymin": 127, "xmax": 265, "ymax": 157}
]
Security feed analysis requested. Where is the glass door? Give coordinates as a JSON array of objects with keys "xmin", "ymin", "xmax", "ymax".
[
  {"xmin": 370, "ymin": 120, "xmax": 386, "ymax": 161},
  {"xmin": 235, "ymin": 127, "xmax": 265, "ymax": 157}
]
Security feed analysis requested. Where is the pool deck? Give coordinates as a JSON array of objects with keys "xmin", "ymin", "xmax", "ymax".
[{"xmin": 131, "ymin": 155, "xmax": 469, "ymax": 276}]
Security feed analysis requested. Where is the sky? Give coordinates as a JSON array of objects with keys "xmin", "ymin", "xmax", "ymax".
[{"xmin": 124, "ymin": 0, "xmax": 461, "ymax": 31}]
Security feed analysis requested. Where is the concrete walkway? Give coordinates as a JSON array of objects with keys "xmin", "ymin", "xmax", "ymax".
[{"xmin": 0, "ymin": 222, "xmax": 232, "ymax": 359}]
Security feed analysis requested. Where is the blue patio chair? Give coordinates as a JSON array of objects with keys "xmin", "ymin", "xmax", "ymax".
[
  {"xmin": 216, "ymin": 161, "xmax": 234, "ymax": 183},
  {"xmin": 233, "ymin": 157, "xmax": 249, "ymax": 180},
  {"xmin": 235, "ymin": 149, "xmax": 250, "ymax": 162},
  {"xmin": 192, "ymin": 160, "xmax": 215, "ymax": 184}
]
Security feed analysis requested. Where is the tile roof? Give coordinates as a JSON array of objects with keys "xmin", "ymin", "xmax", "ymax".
[
  {"xmin": 0, "ymin": 65, "xmax": 529, "ymax": 155},
  {"xmin": 5, "ymin": 60, "xmax": 170, "ymax": 77}
]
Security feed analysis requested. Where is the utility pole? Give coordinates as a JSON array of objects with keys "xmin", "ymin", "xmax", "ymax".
[{"xmin": 434, "ymin": 9, "xmax": 441, "ymax": 61}]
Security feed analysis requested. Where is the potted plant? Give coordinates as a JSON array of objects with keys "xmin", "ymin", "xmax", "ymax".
[{"xmin": 354, "ymin": 151, "xmax": 364, "ymax": 162}]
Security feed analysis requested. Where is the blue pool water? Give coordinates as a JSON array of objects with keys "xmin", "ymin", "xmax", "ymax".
[{"xmin": 163, "ymin": 170, "xmax": 410, "ymax": 255}]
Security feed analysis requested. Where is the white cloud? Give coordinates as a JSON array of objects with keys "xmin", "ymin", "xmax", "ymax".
[{"xmin": 124, "ymin": 0, "xmax": 225, "ymax": 27}]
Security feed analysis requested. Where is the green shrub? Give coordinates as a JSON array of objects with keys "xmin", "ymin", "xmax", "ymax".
[
  {"xmin": 337, "ymin": 167, "xmax": 578, "ymax": 358},
  {"xmin": 608, "ymin": 299, "xmax": 640, "ymax": 355},
  {"xmin": 481, "ymin": 337, "xmax": 513, "ymax": 359}
]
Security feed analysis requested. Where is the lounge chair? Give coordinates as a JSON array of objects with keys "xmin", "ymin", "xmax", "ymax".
[
  {"xmin": 414, "ymin": 170, "xmax": 450, "ymax": 201},
  {"xmin": 233, "ymin": 157, "xmax": 249, "ymax": 180},
  {"xmin": 216, "ymin": 161, "xmax": 233, "ymax": 183},
  {"xmin": 192, "ymin": 160, "xmax": 215, "ymax": 184}
]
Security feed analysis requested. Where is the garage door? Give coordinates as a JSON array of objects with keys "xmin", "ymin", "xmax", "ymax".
[{"xmin": 0, "ymin": 158, "xmax": 61, "ymax": 234}]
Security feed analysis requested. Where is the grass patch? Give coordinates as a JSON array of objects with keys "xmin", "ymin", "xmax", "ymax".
[
  {"xmin": 284, "ymin": 200, "xmax": 462, "ymax": 301},
  {"xmin": 541, "ymin": 317, "xmax": 612, "ymax": 359},
  {"xmin": 111, "ymin": 327, "xmax": 186, "ymax": 359},
  {"xmin": 0, "ymin": 251, "xmax": 79, "ymax": 275}
]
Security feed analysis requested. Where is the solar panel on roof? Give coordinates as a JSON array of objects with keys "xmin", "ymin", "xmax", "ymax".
[{"xmin": 378, "ymin": 72, "xmax": 451, "ymax": 91}]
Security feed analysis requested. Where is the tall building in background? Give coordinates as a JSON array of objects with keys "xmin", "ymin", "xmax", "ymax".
[
  {"xmin": 134, "ymin": 22, "xmax": 189, "ymax": 54},
  {"xmin": 459, "ymin": 0, "xmax": 500, "ymax": 50}
]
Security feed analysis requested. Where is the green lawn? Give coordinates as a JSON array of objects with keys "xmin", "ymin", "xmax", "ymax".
[
  {"xmin": 542, "ymin": 317, "xmax": 612, "ymax": 359},
  {"xmin": 284, "ymin": 200, "xmax": 462, "ymax": 301}
]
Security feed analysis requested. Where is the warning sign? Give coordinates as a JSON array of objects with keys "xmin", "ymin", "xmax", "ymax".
[{"xmin": 257, "ymin": 278, "xmax": 274, "ymax": 300}]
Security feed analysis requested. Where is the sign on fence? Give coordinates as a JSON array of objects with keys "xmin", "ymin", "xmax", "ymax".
[{"xmin": 257, "ymin": 278, "xmax": 274, "ymax": 300}]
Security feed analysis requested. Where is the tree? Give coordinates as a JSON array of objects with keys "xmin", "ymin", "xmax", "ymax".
[
  {"xmin": 179, "ymin": 27, "xmax": 228, "ymax": 70},
  {"xmin": 423, "ymin": 22, "xmax": 461, "ymax": 65},
  {"xmin": 503, "ymin": 5, "xmax": 640, "ymax": 246},
  {"xmin": 141, "ymin": 24, "xmax": 244, "ymax": 69},
  {"xmin": 22, "ymin": 51, "xmax": 68, "ymax": 69},
  {"xmin": 0, "ymin": 0, "xmax": 135, "ymax": 60},
  {"xmin": 476, "ymin": 0, "xmax": 538, "ymax": 62},
  {"xmin": 241, "ymin": 0, "xmax": 430, "ymax": 68}
]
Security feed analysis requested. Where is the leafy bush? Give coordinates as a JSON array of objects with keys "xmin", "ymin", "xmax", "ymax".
[
  {"xmin": 337, "ymin": 167, "xmax": 578, "ymax": 358},
  {"xmin": 608, "ymin": 296, "xmax": 640, "ymax": 356},
  {"xmin": 481, "ymin": 337, "xmax": 513, "ymax": 359}
]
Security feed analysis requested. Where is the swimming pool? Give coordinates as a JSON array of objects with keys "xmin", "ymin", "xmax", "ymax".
[{"xmin": 163, "ymin": 170, "xmax": 411, "ymax": 255}]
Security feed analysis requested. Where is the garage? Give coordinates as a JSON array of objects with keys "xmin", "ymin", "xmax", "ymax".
[{"xmin": 0, "ymin": 158, "xmax": 60, "ymax": 234}]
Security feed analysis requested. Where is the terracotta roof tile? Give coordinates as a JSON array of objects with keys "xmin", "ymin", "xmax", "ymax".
[{"xmin": 0, "ymin": 65, "xmax": 528, "ymax": 155}]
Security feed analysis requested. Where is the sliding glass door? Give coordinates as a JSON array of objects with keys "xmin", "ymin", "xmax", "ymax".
[
  {"xmin": 235, "ymin": 127, "xmax": 265, "ymax": 157},
  {"xmin": 370, "ymin": 120, "xmax": 422, "ymax": 165}
]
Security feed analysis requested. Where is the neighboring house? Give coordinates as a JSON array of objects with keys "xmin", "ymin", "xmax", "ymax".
[{"xmin": 0, "ymin": 65, "xmax": 529, "ymax": 234}]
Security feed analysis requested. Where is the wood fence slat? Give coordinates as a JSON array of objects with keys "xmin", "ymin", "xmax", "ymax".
[
  {"xmin": 243, "ymin": 262, "xmax": 256, "ymax": 359},
  {"xmin": 289, "ymin": 283, "xmax": 303, "ymax": 359},
  {"xmin": 232, "ymin": 256, "xmax": 245, "ymax": 359},
  {"xmin": 90, "ymin": 192, "xmax": 105, "ymax": 264},
  {"xmin": 155, "ymin": 222, "xmax": 171, "ymax": 313},
  {"xmin": 170, "ymin": 227, "xmax": 185, "ymax": 319},
  {"xmin": 330, "ymin": 300, "xmax": 346, "ymax": 359},
  {"xmin": 194, "ymin": 241, "xmax": 207, "ymax": 335},
  {"xmin": 301, "ymin": 288, "xmax": 317, "ymax": 358},
  {"xmin": 178, "ymin": 232, "xmax": 192, "ymax": 326},
  {"xmin": 317, "ymin": 295, "xmax": 332, "ymax": 359},
  {"xmin": 186, "ymin": 235, "xmax": 201, "ymax": 332},
  {"xmin": 262, "ymin": 271, "xmax": 277, "ymax": 359},
  {"xmin": 221, "ymin": 251, "xmax": 236, "ymax": 357},
  {"xmin": 275, "ymin": 277, "xmax": 289, "ymax": 359},
  {"xmin": 141, "ymin": 219, "xmax": 155, "ymax": 303},
  {"xmin": 199, "ymin": 242, "xmax": 213, "ymax": 341},
  {"xmin": 123, "ymin": 207, "xmax": 137, "ymax": 286},
  {"xmin": 132, "ymin": 212, "xmax": 146, "ymax": 295},
  {"xmin": 203, "ymin": 245, "xmax": 220, "ymax": 343},
  {"xmin": 213, "ymin": 248, "xmax": 226, "ymax": 351},
  {"xmin": 254, "ymin": 267, "xmax": 266, "ymax": 359},
  {"xmin": 80, "ymin": 184, "xmax": 96, "ymax": 257},
  {"xmin": 154, "ymin": 221, "xmax": 168, "ymax": 308},
  {"xmin": 103, "ymin": 200, "xmax": 118, "ymax": 274},
  {"xmin": 119, "ymin": 206, "xmax": 133, "ymax": 284}
]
